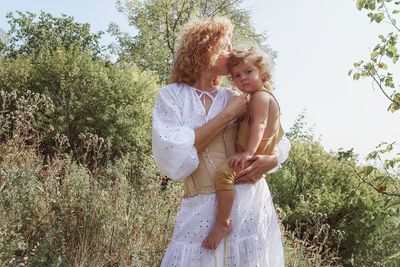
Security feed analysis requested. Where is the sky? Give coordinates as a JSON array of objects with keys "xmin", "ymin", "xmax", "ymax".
[{"xmin": 1, "ymin": 0, "xmax": 399, "ymax": 161}]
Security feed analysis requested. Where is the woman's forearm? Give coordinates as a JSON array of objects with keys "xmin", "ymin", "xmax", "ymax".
[
  {"xmin": 235, "ymin": 151, "xmax": 279, "ymax": 183},
  {"xmin": 194, "ymin": 110, "xmax": 233, "ymax": 152},
  {"xmin": 194, "ymin": 93, "xmax": 248, "ymax": 152}
]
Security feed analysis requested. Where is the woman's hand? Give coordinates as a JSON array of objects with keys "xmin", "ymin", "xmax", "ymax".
[
  {"xmin": 234, "ymin": 153, "xmax": 278, "ymax": 184},
  {"xmin": 222, "ymin": 93, "xmax": 248, "ymax": 120}
]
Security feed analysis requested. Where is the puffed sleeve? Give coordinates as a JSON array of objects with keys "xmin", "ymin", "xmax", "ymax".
[
  {"xmin": 152, "ymin": 85, "xmax": 199, "ymax": 180},
  {"xmin": 267, "ymin": 136, "xmax": 291, "ymax": 173}
]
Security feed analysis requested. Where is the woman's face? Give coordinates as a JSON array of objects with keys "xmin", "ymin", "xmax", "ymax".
[{"xmin": 210, "ymin": 37, "xmax": 232, "ymax": 76}]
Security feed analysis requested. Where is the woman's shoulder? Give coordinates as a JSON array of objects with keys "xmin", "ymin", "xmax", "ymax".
[
  {"xmin": 157, "ymin": 83, "xmax": 190, "ymax": 101},
  {"xmin": 159, "ymin": 83, "xmax": 184, "ymax": 94}
]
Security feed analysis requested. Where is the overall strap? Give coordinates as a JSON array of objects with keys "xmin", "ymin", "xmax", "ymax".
[{"xmin": 249, "ymin": 88, "xmax": 281, "ymax": 113}]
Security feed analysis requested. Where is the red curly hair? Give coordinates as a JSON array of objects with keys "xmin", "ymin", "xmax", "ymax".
[{"xmin": 169, "ymin": 17, "xmax": 233, "ymax": 85}]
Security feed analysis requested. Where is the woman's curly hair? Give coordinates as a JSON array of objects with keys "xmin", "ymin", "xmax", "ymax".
[
  {"xmin": 169, "ymin": 17, "xmax": 233, "ymax": 85},
  {"xmin": 227, "ymin": 44, "xmax": 274, "ymax": 91}
]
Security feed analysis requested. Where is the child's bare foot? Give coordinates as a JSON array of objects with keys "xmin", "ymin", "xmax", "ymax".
[{"xmin": 202, "ymin": 222, "xmax": 232, "ymax": 250}]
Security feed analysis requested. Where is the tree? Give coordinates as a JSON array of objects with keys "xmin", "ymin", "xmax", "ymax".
[
  {"xmin": 346, "ymin": 4, "xmax": 400, "ymax": 261},
  {"xmin": 1, "ymin": 11, "xmax": 103, "ymax": 58},
  {"xmin": 347, "ymin": 0, "xmax": 400, "ymax": 201},
  {"xmin": 114, "ymin": 0, "xmax": 271, "ymax": 82},
  {"xmin": 0, "ymin": 28, "xmax": 10, "ymax": 51},
  {"xmin": 350, "ymin": 0, "xmax": 400, "ymax": 112}
]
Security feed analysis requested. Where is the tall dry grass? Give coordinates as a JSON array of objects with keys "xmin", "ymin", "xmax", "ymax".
[{"xmin": 0, "ymin": 90, "xmax": 182, "ymax": 266}]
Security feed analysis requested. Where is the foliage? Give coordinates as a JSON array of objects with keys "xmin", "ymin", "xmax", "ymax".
[
  {"xmin": 280, "ymin": 209, "xmax": 343, "ymax": 267},
  {"xmin": 339, "ymin": 142, "xmax": 400, "ymax": 200},
  {"xmin": 268, "ymin": 114, "xmax": 400, "ymax": 266},
  {"xmin": 348, "ymin": 4, "xmax": 400, "ymax": 264},
  {"xmin": 0, "ymin": 45, "xmax": 159, "ymax": 172},
  {"xmin": 350, "ymin": 0, "xmax": 400, "ymax": 112},
  {"xmin": 113, "ymin": 0, "xmax": 272, "ymax": 82},
  {"xmin": 1, "ymin": 11, "xmax": 103, "ymax": 58},
  {"xmin": 0, "ymin": 28, "xmax": 10, "ymax": 52},
  {"xmin": 0, "ymin": 89, "xmax": 182, "ymax": 266},
  {"xmin": 1, "ymin": 5, "xmax": 398, "ymax": 266}
]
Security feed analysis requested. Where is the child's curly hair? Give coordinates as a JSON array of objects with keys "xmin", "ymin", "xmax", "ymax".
[
  {"xmin": 227, "ymin": 44, "xmax": 274, "ymax": 90},
  {"xmin": 169, "ymin": 17, "xmax": 233, "ymax": 86}
]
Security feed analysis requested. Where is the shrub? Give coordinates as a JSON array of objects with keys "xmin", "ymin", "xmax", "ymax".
[
  {"xmin": 0, "ymin": 89, "xmax": 181, "ymax": 266},
  {"xmin": 0, "ymin": 46, "xmax": 160, "ymax": 179},
  {"xmin": 268, "ymin": 117, "xmax": 400, "ymax": 265}
]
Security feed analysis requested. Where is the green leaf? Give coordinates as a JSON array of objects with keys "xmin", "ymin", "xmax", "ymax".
[
  {"xmin": 375, "ymin": 13, "xmax": 385, "ymax": 23},
  {"xmin": 388, "ymin": 101, "xmax": 400, "ymax": 112},
  {"xmin": 365, "ymin": 166, "xmax": 374, "ymax": 176},
  {"xmin": 348, "ymin": 69, "xmax": 353, "ymax": 76},
  {"xmin": 353, "ymin": 73, "xmax": 361, "ymax": 80},
  {"xmin": 371, "ymin": 51, "xmax": 379, "ymax": 58},
  {"xmin": 356, "ymin": 0, "xmax": 365, "ymax": 10},
  {"xmin": 387, "ymin": 45, "xmax": 398, "ymax": 54},
  {"xmin": 344, "ymin": 191, "xmax": 356, "ymax": 201}
]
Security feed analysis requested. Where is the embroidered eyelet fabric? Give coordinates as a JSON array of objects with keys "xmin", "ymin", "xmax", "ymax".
[{"xmin": 152, "ymin": 83, "xmax": 290, "ymax": 267}]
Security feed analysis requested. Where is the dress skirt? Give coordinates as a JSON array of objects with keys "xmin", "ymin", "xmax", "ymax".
[{"xmin": 160, "ymin": 179, "xmax": 284, "ymax": 267}]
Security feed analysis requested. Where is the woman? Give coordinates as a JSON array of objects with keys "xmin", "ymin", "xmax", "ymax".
[{"xmin": 152, "ymin": 17, "xmax": 290, "ymax": 266}]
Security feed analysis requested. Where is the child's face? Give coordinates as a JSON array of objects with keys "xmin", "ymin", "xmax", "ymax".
[{"xmin": 231, "ymin": 61, "xmax": 263, "ymax": 94}]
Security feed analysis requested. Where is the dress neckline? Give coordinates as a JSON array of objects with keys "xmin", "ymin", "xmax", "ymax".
[{"xmin": 185, "ymin": 84, "xmax": 220, "ymax": 117}]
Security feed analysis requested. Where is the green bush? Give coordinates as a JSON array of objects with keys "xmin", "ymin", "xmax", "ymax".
[
  {"xmin": 0, "ymin": 90, "xmax": 181, "ymax": 266},
  {"xmin": 268, "ymin": 117, "xmax": 400, "ymax": 266},
  {"xmin": 0, "ymin": 46, "xmax": 160, "ymax": 177}
]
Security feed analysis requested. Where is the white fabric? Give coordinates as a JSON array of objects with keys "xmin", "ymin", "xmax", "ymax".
[
  {"xmin": 193, "ymin": 88, "xmax": 218, "ymax": 106},
  {"xmin": 152, "ymin": 83, "xmax": 290, "ymax": 267}
]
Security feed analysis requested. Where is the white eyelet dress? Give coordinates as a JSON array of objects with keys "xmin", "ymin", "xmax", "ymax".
[{"xmin": 152, "ymin": 83, "xmax": 291, "ymax": 267}]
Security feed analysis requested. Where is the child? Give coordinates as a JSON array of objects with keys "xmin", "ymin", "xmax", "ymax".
[{"xmin": 202, "ymin": 44, "xmax": 284, "ymax": 250}]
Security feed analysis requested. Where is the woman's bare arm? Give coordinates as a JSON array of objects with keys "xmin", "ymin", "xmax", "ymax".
[
  {"xmin": 194, "ymin": 93, "xmax": 248, "ymax": 152},
  {"xmin": 235, "ymin": 153, "xmax": 279, "ymax": 183}
]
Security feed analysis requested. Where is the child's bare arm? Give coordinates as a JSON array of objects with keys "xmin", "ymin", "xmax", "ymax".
[
  {"xmin": 246, "ymin": 92, "xmax": 272, "ymax": 155},
  {"xmin": 229, "ymin": 92, "xmax": 274, "ymax": 169}
]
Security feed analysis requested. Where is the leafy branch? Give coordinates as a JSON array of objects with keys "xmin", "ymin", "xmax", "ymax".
[
  {"xmin": 351, "ymin": 0, "xmax": 400, "ymax": 112},
  {"xmin": 338, "ymin": 143, "xmax": 400, "ymax": 199}
]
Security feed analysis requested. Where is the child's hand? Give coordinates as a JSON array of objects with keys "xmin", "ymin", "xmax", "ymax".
[{"xmin": 229, "ymin": 151, "xmax": 254, "ymax": 170}]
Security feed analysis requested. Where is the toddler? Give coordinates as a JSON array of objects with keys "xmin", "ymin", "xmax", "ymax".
[{"xmin": 202, "ymin": 44, "xmax": 284, "ymax": 250}]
